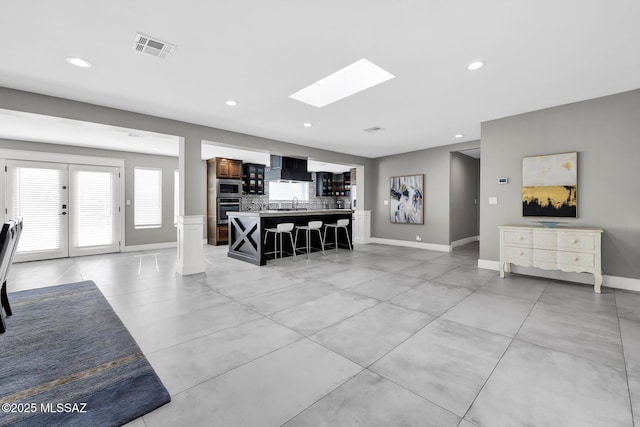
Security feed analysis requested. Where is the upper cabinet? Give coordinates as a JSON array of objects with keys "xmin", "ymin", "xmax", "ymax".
[
  {"xmin": 242, "ymin": 163, "xmax": 265, "ymax": 195},
  {"xmin": 315, "ymin": 172, "xmax": 334, "ymax": 196},
  {"xmin": 315, "ymin": 171, "xmax": 351, "ymax": 196},
  {"xmin": 215, "ymin": 158, "xmax": 242, "ymax": 179}
]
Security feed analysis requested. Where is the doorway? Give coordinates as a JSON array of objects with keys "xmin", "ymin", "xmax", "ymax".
[{"xmin": 5, "ymin": 160, "xmax": 121, "ymax": 262}]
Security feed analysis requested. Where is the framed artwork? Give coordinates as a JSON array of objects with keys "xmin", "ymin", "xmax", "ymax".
[
  {"xmin": 390, "ymin": 174, "xmax": 424, "ymax": 224},
  {"xmin": 522, "ymin": 152, "xmax": 577, "ymax": 217}
]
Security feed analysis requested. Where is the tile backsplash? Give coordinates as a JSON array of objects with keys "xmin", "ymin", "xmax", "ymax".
[{"xmin": 241, "ymin": 173, "xmax": 349, "ymax": 211}]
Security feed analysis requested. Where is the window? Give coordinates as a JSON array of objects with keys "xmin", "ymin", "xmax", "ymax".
[
  {"xmin": 268, "ymin": 181, "xmax": 309, "ymax": 202},
  {"xmin": 174, "ymin": 170, "xmax": 179, "ymax": 225},
  {"xmin": 134, "ymin": 167, "xmax": 162, "ymax": 229}
]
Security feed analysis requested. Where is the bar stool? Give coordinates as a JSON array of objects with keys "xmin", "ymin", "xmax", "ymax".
[
  {"xmin": 323, "ymin": 218, "xmax": 353, "ymax": 252},
  {"xmin": 264, "ymin": 222, "xmax": 296, "ymax": 264},
  {"xmin": 295, "ymin": 220, "xmax": 325, "ymax": 259}
]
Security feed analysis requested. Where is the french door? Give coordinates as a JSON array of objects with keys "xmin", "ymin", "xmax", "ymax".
[{"xmin": 6, "ymin": 160, "xmax": 121, "ymax": 262}]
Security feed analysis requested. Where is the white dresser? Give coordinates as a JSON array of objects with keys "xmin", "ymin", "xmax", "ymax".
[{"xmin": 499, "ymin": 225, "xmax": 603, "ymax": 293}]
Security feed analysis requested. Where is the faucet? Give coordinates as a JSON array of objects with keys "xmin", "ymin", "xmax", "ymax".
[{"xmin": 292, "ymin": 196, "xmax": 299, "ymax": 210}]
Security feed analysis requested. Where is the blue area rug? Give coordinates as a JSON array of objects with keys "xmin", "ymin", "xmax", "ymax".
[{"xmin": 0, "ymin": 281, "xmax": 171, "ymax": 426}]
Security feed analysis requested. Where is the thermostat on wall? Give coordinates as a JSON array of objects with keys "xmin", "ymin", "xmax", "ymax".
[{"xmin": 498, "ymin": 177, "xmax": 509, "ymax": 184}]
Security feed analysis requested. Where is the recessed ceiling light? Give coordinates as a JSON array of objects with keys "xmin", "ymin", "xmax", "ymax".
[
  {"xmin": 466, "ymin": 61, "xmax": 484, "ymax": 71},
  {"xmin": 225, "ymin": 100, "xmax": 238, "ymax": 106},
  {"xmin": 289, "ymin": 58, "xmax": 395, "ymax": 108},
  {"xmin": 455, "ymin": 134, "xmax": 465, "ymax": 138},
  {"xmin": 303, "ymin": 122, "xmax": 312, "ymax": 127},
  {"xmin": 65, "ymin": 56, "xmax": 92, "ymax": 68}
]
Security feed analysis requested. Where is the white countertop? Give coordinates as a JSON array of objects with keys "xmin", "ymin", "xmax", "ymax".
[{"xmin": 229, "ymin": 209, "xmax": 354, "ymax": 217}]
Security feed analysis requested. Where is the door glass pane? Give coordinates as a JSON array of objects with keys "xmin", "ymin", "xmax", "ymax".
[
  {"xmin": 10, "ymin": 166, "xmax": 64, "ymax": 253},
  {"xmin": 72, "ymin": 170, "xmax": 115, "ymax": 247}
]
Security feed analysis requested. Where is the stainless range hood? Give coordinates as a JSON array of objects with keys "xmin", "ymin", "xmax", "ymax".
[{"xmin": 265, "ymin": 155, "xmax": 313, "ymax": 182}]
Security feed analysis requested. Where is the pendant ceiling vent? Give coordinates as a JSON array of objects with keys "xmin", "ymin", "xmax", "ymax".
[{"xmin": 133, "ymin": 33, "xmax": 176, "ymax": 59}]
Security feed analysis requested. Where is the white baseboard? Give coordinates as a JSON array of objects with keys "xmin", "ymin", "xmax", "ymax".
[
  {"xmin": 123, "ymin": 241, "xmax": 177, "ymax": 252},
  {"xmin": 451, "ymin": 235, "xmax": 479, "ymax": 248},
  {"xmin": 370, "ymin": 237, "xmax": 451, "ymax": 252},
  {"xmin": 605, "ymin": 275, "xmax": 640, "ymax": 292},
  {"xmin": 478, "ymin": 259, "xmax": 499, "ymax": 270},
  {"xmin": 477, "ymin": 259, "xmax": 640, "ymax": 292}
]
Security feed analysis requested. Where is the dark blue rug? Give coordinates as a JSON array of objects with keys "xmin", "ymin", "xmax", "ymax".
[{"xmin": 0, "ymin": 281, "xmax": 171, "ymax": 426}]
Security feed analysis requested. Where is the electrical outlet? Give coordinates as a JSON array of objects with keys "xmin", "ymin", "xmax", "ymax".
[{"xmin": 416, "ymin": 235, "xmax": 422, "ymax": 241}]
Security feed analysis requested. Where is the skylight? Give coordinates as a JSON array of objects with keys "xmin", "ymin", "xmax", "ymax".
[{"xmin": 289, "ymin": 59, "xmax": 395, "ymax": 108}]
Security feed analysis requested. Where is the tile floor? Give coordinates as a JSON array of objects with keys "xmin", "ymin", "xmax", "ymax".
[{"xmin": 6, "ymin": 242, "xmax": 640, "ymax": 427}]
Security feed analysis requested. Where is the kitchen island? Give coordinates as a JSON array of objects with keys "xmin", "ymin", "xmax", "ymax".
[{"xmin": 227, "ymin": 209, "xmax": 353, "ymax": 265}]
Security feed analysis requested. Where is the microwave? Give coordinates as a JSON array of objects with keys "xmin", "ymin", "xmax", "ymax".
[{"xmin": 217, "ymin": 179, "xmax": 243, "ymax": 197}]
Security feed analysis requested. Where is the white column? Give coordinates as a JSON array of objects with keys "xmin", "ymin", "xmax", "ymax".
[
  {"xmin": 176, "ymin": 135, "xmax": 205, "ymax": 275},
  {"xmin": 176, "ymin": 215, "xmax": 205, "ymax": 275}
]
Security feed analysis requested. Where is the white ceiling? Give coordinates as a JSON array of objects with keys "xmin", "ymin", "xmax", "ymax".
[{"xmin": 1, "ymin": 1, "xmax": 639, "ymax": 159}]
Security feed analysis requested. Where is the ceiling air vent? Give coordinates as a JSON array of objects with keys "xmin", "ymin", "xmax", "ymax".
[
  {"xmin": 133, "ymin": 33, "xmax": 176, "ymax": 59},
  {"xmin": 364, "ymin": 126, "xmax": 385, "ymax": 133}
]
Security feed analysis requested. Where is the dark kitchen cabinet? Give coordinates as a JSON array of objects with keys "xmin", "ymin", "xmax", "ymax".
[
  {"xmin": 242, "ymin": 163, "xmax": 265, "ymax": 195},
  {"xmin": 315, "ymin": 172, "xmax": 334, "ymax": 196}
]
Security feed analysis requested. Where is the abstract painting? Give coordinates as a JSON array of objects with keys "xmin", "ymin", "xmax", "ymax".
[
  {"xmin": 390, "ymin": 174, "xmax": 424, "ymax": 224},
  {"xmin": 522, "ymin": 152, "xmax": 577, "ymax": 217}
]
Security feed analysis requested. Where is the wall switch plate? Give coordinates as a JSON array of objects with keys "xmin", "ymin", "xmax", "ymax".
[
  {"xmin": 383, "ymin": 200, "xmax": 389, "ymax": 205},
  {"xmin": 489, "ymin": 196, "xmax": 498, "ymax": 205},
  {"xmin": 416, "ymin": 235, "xmax": 422, "ymax": 241},
  {"xmin": 126, "ymin": 200, "xmax": 131, "ymax": 205},
  {"xmin": 498, "ymin": 177, "xmax": 509, "ymax": 184}
]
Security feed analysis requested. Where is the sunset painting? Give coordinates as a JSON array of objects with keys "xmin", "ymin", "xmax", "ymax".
[{"xmin": 522, "ymin": 152, "xmax": 577, "ymax": 217}]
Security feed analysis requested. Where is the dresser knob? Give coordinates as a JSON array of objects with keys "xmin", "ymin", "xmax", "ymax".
[
  {"xmin": 519, "ymin": 236, "xmax": 524, "ymax": 240},
  {"xmin": 572, "ymin": 239, "xmax": 578, "ymax": 244},
  {"xmin": 519, "ymin": 252, "xmax": 524, "ymax": 256},
  {"xmin": 573, "ymin": 257, "xmax": 579, "ymax": 261}
]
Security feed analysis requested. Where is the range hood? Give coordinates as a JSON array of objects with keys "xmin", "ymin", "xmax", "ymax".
[{"xmin": 265, "ymin": 155, "xmax": 313, "ymax": 182}]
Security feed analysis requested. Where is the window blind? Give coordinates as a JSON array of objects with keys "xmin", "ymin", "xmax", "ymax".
[
  {"xmin": 134, "ymin": 167, "xmax": 162, "ymax": 228},
  {"xmin": 11, "ymin": 166, "xmax": 64, "ymax": 253},
  {"xmin": 72, "ymin": 170, "xmax": 115, "ymax": 247}
]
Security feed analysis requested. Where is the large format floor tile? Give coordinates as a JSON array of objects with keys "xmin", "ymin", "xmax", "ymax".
[
  {"xmin": 467, "ymin": 340, "xmax": 633, "ymax": 427},
  {"xmin": 143, "ymin": 340, "xmax": 362, "ymax": 427},
  {"xmin": 371, "ymin": 318, "xmax": 511, "ymax": 416},
  {"xmin": 271, "ymin": 290, "xmax": 378, "ymax": 336},
  {"xmin": 389, "ymin": 281, "xmax": 473, "ymax": 316},
  {"xmin": 619, "ymin": 318, "xmax": 640, "ymax": 373},
  {"xmin": 283, "ymin": 370, "xmax": 460, "ymax": 427},
  {"xmin": 347, "ymin": 273, "xmax": 425, "ymax": 301},
  {"xmin": 431, "ymin": 266, "xmax": 497, "ymax": 289},
  {"xmin": 517, "ymin": 301, "xmax": 625, "ymax": 369},
  {"xmin": 7, "ymin": 242, "xmax": 639, "ymax": 426},
  {"xmin": 310, "ymin": 302, "xmax": 434, "ymax": 366},
  {"xmin": 616, "ymin": 289, "xmax": 640, "ymax": 322},
  {"xmin": 240, "ymin": 281, "xmax": 338, "ymax": 315},
  {"xmin": 441, "ymin": 289, "xmax": 534, "ymax": 337},
  {"xmin": 128, "ymin": 300, "xmax": 262, "ymax": 353},
  {"xmin": 628, "ymin": 370, "xmax": 640, "ymax": 425},
  {"xmin": 480, "ymin": 275, "xmax": 548, "ymax": 303},
  {"xmin": 147, "ymin": 318, "xmax": 301, "ymax": 395}
]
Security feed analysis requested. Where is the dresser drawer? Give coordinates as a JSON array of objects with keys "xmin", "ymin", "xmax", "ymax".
[
  {"xmin": 503, "ymin": 246, "xmax": 533, "ymax": 263},
  {"xmin": 557, "ymin": 251, "xmax": 595, "ymax": 268},
  {"xmin": 557, "ymin": 232, "xmax": 595, "ymax": 251},
  {"xmin": 503, "ymin": 230, "xmax": 533, "ymax": 245},
  {"xmin": 533, "ymin": 230, "xmax": 557, "ymax": 248}
]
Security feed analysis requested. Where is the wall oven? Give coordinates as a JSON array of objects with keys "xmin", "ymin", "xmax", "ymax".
[
  {"xmin": 217, "ymin": 198, "xmax": 241, "ymax": 224},
  {"xmin": 217, "ymin": 179, "xmax": 243, "ymax": 198}
]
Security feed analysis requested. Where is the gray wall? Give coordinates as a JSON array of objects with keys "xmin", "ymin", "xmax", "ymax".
[
  {"xmin": 0, "ymin": 138, "xmax": 180, "ymax": 246},
  {"xmin": 0, "ymin": 87, "xmax": 373, "ymax": 213},
  {"xmin": 450, "ymin": 152, "xmax": 480, "ymax": 242},
  {"xmin": 372, "ymin": 140, "xmax": 480, "ymax": 245},
  {"xmin": 480, "ymin": 89, "xmax": 640, "ymax": 279}
]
